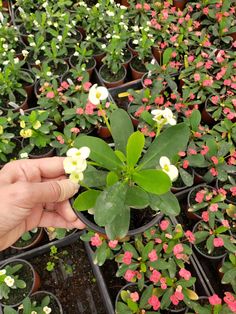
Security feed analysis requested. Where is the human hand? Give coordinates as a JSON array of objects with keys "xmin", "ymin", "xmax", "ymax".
[{"xmin": 0, "ymin": 157, "xmax": 85, "ymax": 250}]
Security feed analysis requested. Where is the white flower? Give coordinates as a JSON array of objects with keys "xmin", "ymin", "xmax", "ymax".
[
  {"xmin": 132, "ymin": 25, "xmax": 139, "ymax": 32},
  {"xmin": 88, "ymin": 84, "xmax": 108, "ymax": 105},
  {"xmin": 43, "ymin": 306, "xmax": 52, "ymax": 314},
  {"xmin": 4, "ymin": 276, "xmax": 15, "ymax": 287},
  {"xmin": 162, "ymin": 108, "xmax": 176, "ymax": 125},
  {"xmin": 29, "ymin": 42, "xmax": 36, "ymax": 47},
  {"xmin": 18, "ymin": 304, "xmax": 24, "ymax": 310},
  {"xmin": 101, "ymin": 44, "xmax": 106, "ymax": 49},
  {"xmin": 159, "ymin": 156, "xmax": 178, "ymax": 182},
  {"xmin": 53, "ymin": 22, "xmax": 58, "ymax": 28},
  {"xmin": 57, "ymin": 35, "xmax": 63, "ymax": 41},
  {"xmin": 67, "ymin": 147, "xmax": 90, "ymax": 159},
  {"xmin": 46, "ymin": 71, "xmax": 52, "ymax": 76},
  {"xmin": 106, "ymin": 10, "xmax": 114, "ymax": 16},
  {"xmin": 22, "ymin": 50, "xmax": 29, "ymax": 57},
  {"xmin": 31, "ymin": 311, "xmax": 37, "ymax": 314},
  {"xmin": 20, "ymin": 152, "xmax": 28, "ymax": 159},
  {"xmin": 3, "ymin": 60, "xmax": 9, "ymax": 65},
  {"xmin": 42, "ymin": 1, "xmax": 48, "ymax": 8},
  {"xmin": 106, "ymin": 34, "xmax": 111, "ymax": 39},
  {"xmin": 14, "ymin": 58, "xmax": 19, "ymax": 64},
  {"xmin": 0, "ymin": 12, "xmax": 4, "ymax": 23},
  {"xmin": 69, "ymin": 171, "xmax": 84, "ymax": 184},
  {"xmin": 0, "ymin": 269, "xmax": 6, "ymax": 276},
  {"xmin": 74, "ymin": 51, "xmax": 79, "ymax": 56},
  {"xmin": 112, "ymin": 35, "xmax": 120, "ymax": 39},
  {"xmin": 35, "ymin": 60, "xmax": 41, "ymax": 65},
  {"xmin": 120, "ymin": 5, "xmax": 127, "ymax": 9},
  {"xmin": 151, "ymin": 109, "xmax": 165, "ymax": 124},
  {"xmin": 95, "ymin": 3, "xmax": 100, "ymax": 7},
  {"xmin": 41, "ymin": 46, "xmax": 46, "ymax": 50},
  {"xmin": 133, "ymin": 39, "xmax": 138, "ymax": 45},
  {"xmin": 3, "ymin": 44, "xmax": 8, "ymax": 50}
]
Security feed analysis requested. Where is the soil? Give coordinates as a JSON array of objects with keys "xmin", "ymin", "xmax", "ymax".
[
  {"xmin": 30, "ymin": 240, "xmax": 106, "ymax": 314},
  {"xmin": 48, "ymin": 62, "xmax": 68, "ymax": 76},
  {"xmin": 130, "ymin": 57, "xmax": 147, "ymax": 73},
  {"xmin": 2, "ymin": 261, "xmax": 34, "ymax": 306},
  {"xmin": 30, "ymin": 292, "xmax": 61, "ymax": 313},
  {"xmin": 70, "ymin": 56, "xmax": 95, "ymax": 70},
  {"xmin": 113, "ymin": 95, "xmax": 129, "ymax": 111},
  {"xmin": 100, "ymin": 65, "xmax": 125, "ymax": 83}
]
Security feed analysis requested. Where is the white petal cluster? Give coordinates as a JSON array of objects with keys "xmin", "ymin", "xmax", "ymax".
[
  {"xmin": 159, "ymin": 156, "xmax": 178, "ymax": 182},
  {"xmin": 88, "ymin": 84, "xmax": 108, "ymax": 106},
  {"xmin": 4, "ymin": 275, "xmax": 15, "ymax": 287},
  {"xmin": 0, "ymin": 269, "xmax": 6, "ymax": 276},
  {"xmin": 151, "ymin": 108, "xmax": 176, "ymax": 126},
  {"xmin": 43, "ymin": 306, "xmax": 52, "ymax": 314},
  {"xmin": 63, "ymin": 147, "xmax": 90, "ymax": 184}
]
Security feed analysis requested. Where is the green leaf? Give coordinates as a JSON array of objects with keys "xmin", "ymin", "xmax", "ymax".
[
  {"xmin": 73, "ymin": 190, "xmax": 101, "ymax": 211},
  {"xmin": 123, "ymin": 242, "xmax": 139, "ymax": 259},
  {"xmin": 3, "ymin": 307, "xmax": 17, "ymax": 314},
  {"xmin": 82, "ymin": 165, "xmax": 107, "ymax": 188},
  {"xmin": 206, "ymin": 235, "xmax": 214, "ymax": 254},
  {"xmin": 161, "ymin": 288, "xmax": 173, "ymax": 309},
  {"xmin": 140, "ymin": 285, "xmax": 154, "ymax": 308},
  {"xmin": 194, "ymin": 231, "xmax": 209, "ymax": 244},
  {"xmin": 93, "ymin": 241, "xmax": 108, "ymax": 266},
  {"xmin": 125, "ymin": 186, "xmax": 149, "ymax": 209},
  {"xmin": 222, "ymin": 268, "xmax": 236, "ymax": 285},
  {"xmin": 179, "ymin": 168, "xmax": 193, "ymax": 187},
  {"xmin": 105, "ymin": 205, "xmax": 130, "ymax": 240},
  {"xmin": 149, "ymin": 191, "xmax": 180, "ymax": 216},
  {"xmin": 163, "ymin": 47, "xmax": 173, "ymax": 65},
  {"xmin": 189, "ymin": 110, "xmax": 201, "ymax": 131},
  {"xmin": 110, "ymin": 109, "xmax": 134, "ymax": 154},
  {"xmin": 16, "ymin": 279, "xmax": 26, "ymax": 289},
  {"xmin": 221, "ymin": 235, "xmax": 236, "ymax": 253},
  {"xmin": 133, "ymin": 170, "xmax": 171, "ymax": 195},
  {"xmin": 116, "ymin": 302, "xmax": 132, "ymax": 314},
  {"xmin": 142, "ymin": 241, "xmax": 154, "ymax": 261},
  {"xmin": 127, "ymin": 299, "xmax": 139, "ymax": 312},
  {"xmin": 22, "ymin": 297, "xmax": 31, "ymax": 314},
  {"xmin": 74, "ymin": 135, "xmax": 122, "ymax": 171},
  {"xmin": 106, "ymin": 171, "xmax": 119, "ymax": 186},
  {"xmin": 127, "ymin": 131, "xmax": 145, "ymax": 168},
  {"xmin": 94, "ymin": 182, "xmax": 128, "ymax": 226},
  {"xmin": 139, "ymin": 123, "xmax": 190, "ymax": 169}
]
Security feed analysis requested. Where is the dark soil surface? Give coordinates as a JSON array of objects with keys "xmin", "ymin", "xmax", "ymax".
[
  {"xmin": 130, "ymin": 57, "xmax": 147, "ymax": 73},
  {"xmin": 12, "ymin": 229, "xmax": 41, "ymax": 248},
  {"xmin": 30, "ymin": 240, "xmax": 106, "ymax": 314},
  {"xmin": 100, "ymin": 65, "xmax": 125, "ymax": 83},
  {"xmin": 113, "ymin": 95, "xmax": 129, "ymax": 111}
]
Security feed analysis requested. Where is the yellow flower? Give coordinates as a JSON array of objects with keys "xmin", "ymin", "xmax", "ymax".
[
  {"xmin": 0, "ymin": 125, "xmax": 3, "ymax": 135},
  {"xmin": 20, "ymin": 129, "xmax": 33, "ymax": 138},
  {"xmin": 20, "ymin": 121, "xmax": 26, "ymax": 128},
  {"xmin": 33, "ymin": 121, "xmax": 41, "ymax": 130}
]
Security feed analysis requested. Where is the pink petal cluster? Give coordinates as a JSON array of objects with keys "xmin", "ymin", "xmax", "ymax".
[
  {"xmin": 108, "ymin": 240, "xmax": 118, "ymax": 249},
  {"xmin": 122, "ymin": 251, "xmax": 133, "ymax": 265},
  {"xmin": 179, "ymin": 268, "xmax": 191, "ymax": 280},
  {"xmin": 148, "ymin": 249, "xmax": 158, "ymax": 262},
  {"xmin": 124, "ymin": 269, "xmax": 136, "ymax": 282},
  {"xmin": 160, "ymin": 220, "xmax": 170, "ymax": 231},
  {"xmin": 90, "ymin": 233, "xmax": 102, "ymax": 247},
  {"xmin": 130, "ymin": 292, "xmax": 139, "ymax": 302},
  {"xmin": 213, "ymin": 237, "xmax": 224, "ymax": 247},
  {"xmin": 150, "ymin": 270, "xmax": 161, "ymax": 283},
  {"xmin": 148, "ymin": 295, "xmax": 161, "ymax": 311},
  {"xmin": 209, "ymin": 294, "xmax": 222, "ymax": 305}
]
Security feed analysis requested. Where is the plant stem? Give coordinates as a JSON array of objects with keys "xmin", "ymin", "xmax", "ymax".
[{"xmin": 98, "ymin": 104, "xmax": 111, "ymax": 133}]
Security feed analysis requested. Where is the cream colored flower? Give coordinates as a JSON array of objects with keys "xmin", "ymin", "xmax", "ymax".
[
  {"xmin": 4, "ymin": 276, "xmax": 15, "ymax": 287},
  {"xmin": 63, "ymin": 156, "xmax": 87, "ymax": 174},
  {"xmin": 88, "ymin": 84, "xmax": 108, "ymax": 105},
  {"xmin": 159, "ymin": 156, "xmax": 178, "ymax": 182},
  {"xmin": 151, "ymin": 109, "xmax": 165, "ymax": 124},
  {"xmin": 66, "ymin": 147, "xmax": 90, "ymax": 159},
  {"xmin": 20, "ymin": 120, "xmax": 26, "ymax": 128},
  {"xmin": 33, "ymin": 121, "xmax": 41, "ymax": 130},
  {"xmin": 20, "ymin": 129, "xmax": 33, "ymax": 138},
  {"xmin": 69, "ymin": 171, "xmax": 84, "ymax": 184},
  {"xmin": 22, "ymin": 50, "xmax": 29, "ymax": 57},
  {"xmin": 0, "ymin": 269, "xmax": 6, "ymax": 276},
  {"xmin": 162, "ymin": 108, "xmax": 176, "ymax": 126},
  {"xmin": 43, "ymin": 306, "xmax": 52, "ymax": 314}
]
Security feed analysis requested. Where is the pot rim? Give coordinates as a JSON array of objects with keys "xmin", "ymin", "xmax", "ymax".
[
  {"xmin": 31, "ymin": 290, "xmax": 63, "ymax": 313},
  {"xmin": 99, "ymin": 64, "xmax": 127, "ymax": 84}
]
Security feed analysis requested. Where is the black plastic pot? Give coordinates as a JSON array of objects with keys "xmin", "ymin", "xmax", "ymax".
[
  {"xmin": 10, "ymin": 228, "xmax": 44, "ymax": 251},
  {"xmin": 30, "ymin": 290, "xmax": 63, "ymax": 314},
  {"xmin": 99, "ymin": 64, "xmax": 127, "ymax": 88}
]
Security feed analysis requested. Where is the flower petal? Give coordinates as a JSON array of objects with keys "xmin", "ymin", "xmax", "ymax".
[
  {"xmin": 168, "ymin": 165, "xmax": 179, "ymax": 181},
  {"xmin": 67, "ymin": 148, "xmax": 79, "ymax": 157},
  {"xmin": 97, "ymin": 86, "xmax": 109, "ymax": 100},
  {"xmin": 159, "ymin": 156, "xmax": 170, "ymax": 168},
  {"xmin": 78, "ymin": 146, "xmax": 90, "ymax": 159}
]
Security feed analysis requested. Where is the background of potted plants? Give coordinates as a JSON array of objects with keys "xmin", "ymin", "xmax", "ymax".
[{"xmin": 0, "ymin": 0, "xmax": 236, "ymax": 313}]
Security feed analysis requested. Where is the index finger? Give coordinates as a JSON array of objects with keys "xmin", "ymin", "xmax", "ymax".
[{"xmin": 0, "ymin": 157, "xmax": 66, "ymax": 183}]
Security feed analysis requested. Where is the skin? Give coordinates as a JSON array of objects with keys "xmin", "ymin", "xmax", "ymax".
[{"xmin": 0, "ymin": 157, "xmax": 85, "ymax": 251}]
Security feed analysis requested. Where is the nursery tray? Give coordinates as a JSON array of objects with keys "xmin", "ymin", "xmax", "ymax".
[
  {"xmin": 0, "ymin": 235, "xmax": 108, "ymax": 314},
  {"xmin": 0, "ymin": 230, "xmax": 81, "ymax": 265}
]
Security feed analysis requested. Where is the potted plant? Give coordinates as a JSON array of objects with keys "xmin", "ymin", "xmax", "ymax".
[
  {"xmin": 192, "ymin": 220, "xmax": 236, "ymax": 260},
  {"xmin": 70, "ymin": 107, "xmax": 189, "ymax": 239},
  {"xmin": 10, "ymin": 228, "xmax": 44, "ymax": 250},
  {"xmin": 219, "ymin": 253, "xmax": 236, "ymax": 294},
  {"xmin": 216, "ymin": 173, "xmax": 236, "ymax": 205},
  {"xmin": 19, "ymin": 109, "xmax": 56, "ymax": 158},
  {"xmin": 3, "ymin": 290, "xmax": 63, "ymax": 314},
  {"xmin": 0, "ymin": 259, "xmax": 40, "ymax": 307}
]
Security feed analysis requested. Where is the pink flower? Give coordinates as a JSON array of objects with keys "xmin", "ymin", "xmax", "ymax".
[
  {"xmin": 143, "ymin": 3, "xmax": 150, "ymax": 11},
  {"xmin": 202, "ymin": 78, "xmax": 213, "ymax": 87},
  {"xmin": 183, "ymin": 160, "xmax": 189, "ymax": 169},
  {"xmin": 211, "ymin": 156, "xmax": 218, "ymax": 165},
  {"xmin": 221, "ymin": 220, "xmax": 230, "ymax": 228},
  {"xmin": 154, "ymin": 96, "xmax": 164, "ymax": 105},
  {"xmin": 228, "ymin": 301, "xmax": 236, "ymax": 313},
  {"xmin": 173, "ymin": 244, "xmax": 183, "ymax": 256},
  {"xmin": 122, "ymin": 251, "xmax": 133, "ymax": 265},
  {"xmin": 160, "ymin": 220, "xmax": 169, "ymax": 231},
  {"xmin": 148, "ymin": 249, "xmax": 158, "ymax": 262},
  {"xmin": 70, "ymin": 127, "xmax": 80, "ymax": 134},
  {"xmin": 195, "ymin": 190, "xmax": 205, "ymax": 203},
  {"xmin": 124, "ymin": 269, "xmax": 136, "ymax": 282},
  {"xmin": 61, "ymin": 81, "xmax": 69, "ymax": 89},
  {"xmin": 209, "ymin": 204, "xmax": 218, "ymax": 212},
  {"xmin": 130, "ymin": 292, "xmax": 139, "ymax": 302},
  {"xmin": 194, "ymin": 73, "xmax": 201, "ymax": 81},
  {"xmin": 179, "ymin": 268, "xmax": 191, "ymax": 280},
  {"xmin": 178, "ymin": 151, "xmax": 186, "ymax": 157},
  {"xmin": 91, "ymin": 233, "xmax": 102, "ymax": 247},
  {"xmin": 148, "ymin": 295, "xmax": 160, "ymax": 311},
  {"xmin": 224, "ymin": 292, "xmax": 235, "ymax": 304},
  {"xmin": 135, "ymin": 3, "xmax": 142, "ymax": 9},
  {"xmin": 202, "ymin": 211, "xmax": 209, "ymax": 222},
  {"xmin": 175, "ymin": 290, "xmax": 184, "ymax": 301},
  {"xmin": 46, "ymin": 91, "xmax": 55, "ymax": 99},
  {"xmin": 209, "ymin": 294, "xmax": 222, "ymax": 305},
  {"xmin": 210, "ymin": 168, "xmax": 218, "ymax": 176},
  {"xmin": 76, "ymin": 108, "xmax": 84, "ymax": 115},
  {"xmin": 85, "ymin": 102, "xmax": 95, "ymax": 115},
  {"xmin": 230, "ymin": 186, "xmax": 236, "ymax": 196},
  {"xmin": 150, "ymin": 269, "xmax": 161, "ymax": 283},
  {"xmin": 56, "ymin": 135, "xmax": 64, "ymax": 144},
  {"xmin": 163, "ymin": 243, "xmax": 168, "ymax": 252},
  {"xmin": 185, "ymin": 230, "xmax": 195, "ymax": 243},
  {"xmin": 200, "ymin": 145, "xmax": 209, "ymax": 155},
  {"xmin": 170, "ymin": 294, "xmax": 179, "ymax": 305},
  {"xmin": 213, "ymin": 238, "xmax": 224, "ymax": 247},
  {"xmin": 188, "ymin": 148, "xmax": 197, "ymax": 155},
  {"xmin": 188, "ymin": 56, "xmax": 195, "ymax": 62},
  {"xmin": 155, "ymin": 238, "xmax": 162, "ymax": 244},
  {"xmin": 108, "ymin": 240, "xmax": 118, "ymax": 249},
  {"xmin": 203, "ymin": 7, "xmax": 209, "ymax": 15},
  {"xmin": 144, "ymin": 78, "xmax": 152, "ymax": 86},
  {"xmin": 83, "ymin": 81, "xmax": 92, "ymax": 91}
]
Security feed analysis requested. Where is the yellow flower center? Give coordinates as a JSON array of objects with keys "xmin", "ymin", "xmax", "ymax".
[
  {"xmin": 96, "ymin": 91, "xmax": 101, "ymax": 99},
  {"xmin": 0, "ymin": 125, "xmax": 3, "ymax": 135},
  {"xmin": 164, "ymin": 164, "xmax": 169, "ymax": 172}
]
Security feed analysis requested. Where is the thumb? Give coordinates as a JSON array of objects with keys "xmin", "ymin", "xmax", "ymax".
[{"xmin": 20, "ymin": 179, "xmax": 79, "ymax": 204}]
